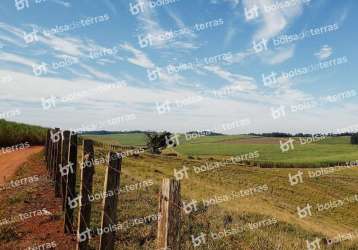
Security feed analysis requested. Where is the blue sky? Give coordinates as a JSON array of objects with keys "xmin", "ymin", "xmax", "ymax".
[{"xmin": 0, "ymin": 0, "xmax": 357, "ymax": 134}]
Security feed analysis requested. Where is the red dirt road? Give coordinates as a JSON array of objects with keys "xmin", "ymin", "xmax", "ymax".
[
  {"xmin": 0, "ymin": 148, "xmax": 76, "ymax": 249},
  {"xmin": 0, "ymin": 146, "xmax": 43, "ymax": 185}
]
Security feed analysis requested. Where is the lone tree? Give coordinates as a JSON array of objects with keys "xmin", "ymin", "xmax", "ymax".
[
  {"xmin": 351, "ymin": 133, "xmax": 358, "ymax": 144},
  {"xmin": 145, "ymin": 131, "xmax": 174, "ymax": 154}
]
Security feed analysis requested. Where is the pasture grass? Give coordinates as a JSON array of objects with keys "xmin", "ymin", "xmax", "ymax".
[
  {"xmin": 83, "ymin": 133, "xmax": 147, "ymax": 146},
  {"xmin": 73, "ymin": 145, "xmax": 358, "ymax": 249}
]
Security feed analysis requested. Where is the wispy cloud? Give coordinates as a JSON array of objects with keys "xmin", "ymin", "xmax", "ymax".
[
  {"xmin": 263, "ymin": 46, "xmax": 295, "ymax": 65},
  {"xmin": 49, "ymin": 0, "xmax": 71, "ymax": 8},
  {"xmin": 120, "ymin": 42, "xmax": 155, "ymax": 68},
  {"xmin": 0, "ymin": 22, "xmax": 27, "ymax": 48},
  {"xmin": 204, "ymin": 65, "xmax": 257, "ymax": 91},
  {"xmin": 135, "ymin": 1, "xmax": 199, "ymax": 49},
  {"xmin": 0, "ymin": 51, "xmax": 36, "ymax": 68},
  {"xmin": 78, "ymin": 63, "xmax": 118, "ymax": 82},
  {"xmin": 314, "ymin": 45, "xmax": 333, "ymax": 60},
  {"xmin": 210, "ymin": 0, "xmax": 240, "ymax": 8},
  {"xmin": 243, "ymin": 0, "xmax": 307, "ymax": 41},
  {"xmin": 0, "ymin": 22, "xmax": 125, "ymax": 82}
]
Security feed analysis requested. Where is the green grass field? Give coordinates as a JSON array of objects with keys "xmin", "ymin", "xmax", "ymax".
[
  {"xmin": 83, "ymin": 133, "xmax": 147, "ymax": 146},
  {"xmin": 87, "ymin": 133, "xmax": 358, "ymax": 167}
]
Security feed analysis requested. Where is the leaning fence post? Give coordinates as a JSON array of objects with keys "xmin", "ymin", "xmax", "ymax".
[
  {"xmin": 64, "ymin": 133, "xmax": 78, "ymax": 234},
  {"xmin": 157, "ymin": 178, "xmax": 181, "ymax": 250},
  {"xmin": 76, "ymin": 140, "xmax": 95, "ymax": 250},
  {"xmin": 99, "ymin": 152, "xmax": 122, "ymax": 250},
  {"xmin": 61, "ymin": 130, "xmax": 71, "ymax": 210},
  {"xmin": 55, "ymin": 129, "xmax": 63, "ymax": 197}
]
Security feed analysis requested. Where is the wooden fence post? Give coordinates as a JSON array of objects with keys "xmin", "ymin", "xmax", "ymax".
[
  {"xmin": 47, "ymin": 129, "xmax": 52, "ymax": 171},
  {"xmin": 64, "ymin": 133, "xmax": 78, "ymax": 234},
  {"xmin": 55, "ymin": 129, "xmax": 62, "ymax": 197},
  {"xmin": 99, "ymin": 152, "xmax": 122, "ymax": 250},
  {"xmin": 157, "ymin": 179, "xmax": 181, "ymax": 250},
  {"xmin": 76, "ymin": 140, "xmax": 95, "ymax": 250},
  {"xmin": 51, "ymin": 128, "xmax": 60, "ymax": 181},
  {"xmin": 45, "ymin": 129, "xmax": 49, "ymax": 164},
  {"xmin": 61, "ymin": 130, "xmax": 71, "ymax": 210}
]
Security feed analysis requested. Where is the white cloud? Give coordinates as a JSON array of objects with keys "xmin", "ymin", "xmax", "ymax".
[
  {"xmin": 210, "ymin": 0, "xmax": 240, "ymax": 8},
  {"xmin": 135, "ymin": 1, "xmax": 199, "ymax": 49},
  {"xmin": 204, "ymin": 65, "xmax": 257, "ymax": 91},
  {"xmin": 314, "ymin": 45, "xmax": 333, "ymax": 60},
  {"xmin": 263, "ymin": 46, "xmax": 295, "ymax": 65},
  {"xmin": 0, "ymin": 22, "xmax": 125, "ymax": 82},
  {"xmin": 1, "ymin": 67, "xmax": 354, "ymax": 134},
  {"xmin": 119, "ymin": 42, "xmax": 155, "ymax": 68},
  {"xmin": 0, "ymin": 52, "xmax": 36, "ymax": 68},
  {"xmin": 243, "ymin": 0, "xmax": 307, "ymax": 41},
  {"xmin": 224, "ymin": 25, "xmax": 237, "ymax": 47},
  {"xmin": 225, "ymin": 49, "xmax": 256, "ymax": 64},
  {"xmin": 119, "ymin": 42, "xmax": 186, "ymax": 84},
  {"xmin": 78, "ymin": 63, "xmax": 118, "ymax": 82},
  {"xmin": 50, "ymin": 0, "xmax": 71, "ymax": 7},
  {"xmin": 0, "ymin": 22, "xmax": 28, "ymax": 48}
]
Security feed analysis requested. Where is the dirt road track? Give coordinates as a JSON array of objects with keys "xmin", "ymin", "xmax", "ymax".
[{"xmin": 0, "ymin": 146, "xmax": 43, "ymax": 185}]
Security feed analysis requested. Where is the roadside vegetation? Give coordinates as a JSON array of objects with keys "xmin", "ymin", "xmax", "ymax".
[{"xmin": 0, "ymin": 119, "xmax": 47, "ymax": 147}]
